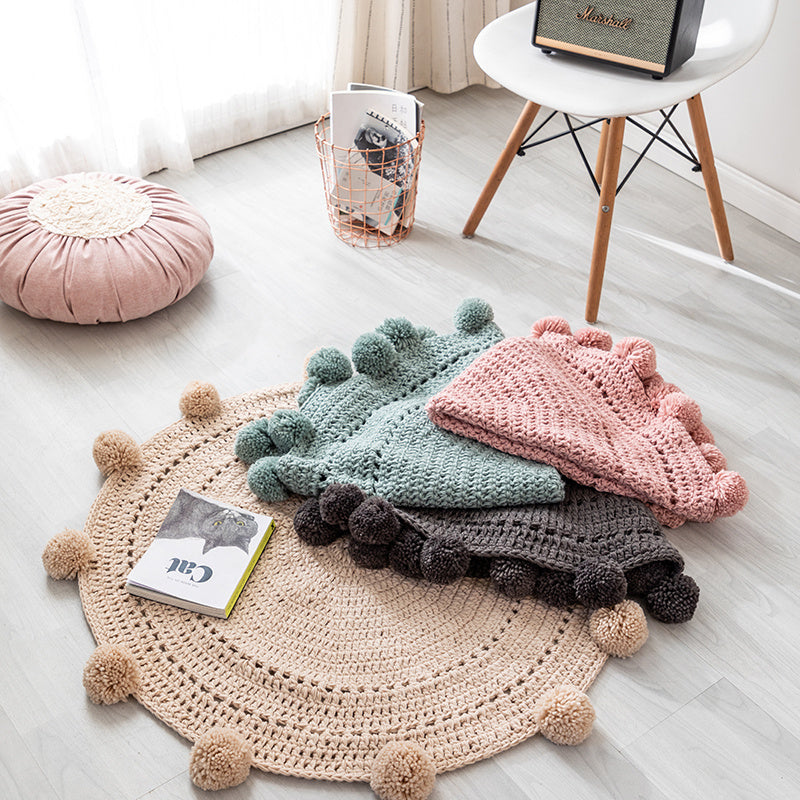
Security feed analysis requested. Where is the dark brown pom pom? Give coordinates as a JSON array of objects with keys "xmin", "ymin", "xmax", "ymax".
[
  {"xmin": 538, "ymin": 571, "xmax": 578, "ymax": 607},
  {"xmin": 646, "ymin": 573, "xmax": 700, "ymax": 623},
  {"xmin": 319, "ymin": 483, "xmax": 365, "ymax": 526},
  {"xmin": 348, "ymin": 539, "xmax": 390, "ymax": 569},
  {"xmin": 574, "ymin": 558, "xmax": 627, "ymax": 608},
  {"xmin": 490, "ymin": 557, "xmax": 541, "ymax": 598},
  {"xmin": 294, "ymin": 497, "xmax": 342, "ymax": 546},
  {"xmin": 388, "ymin": 527, "xmax": 425, "ymax": 578},
  {"xmin": 625, "ymin": 561, "xmax": 673, "ymax": 595},
  {"xmin": 420, "ymin": 535, "xmax": 470, "ymax": 584},
  {"xmin": 349, "ymin": 497, "xmax": 401, "ymax": 545}
]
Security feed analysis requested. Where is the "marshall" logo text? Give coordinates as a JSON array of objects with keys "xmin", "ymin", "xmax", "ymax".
[{"xmin": 576, "ymin": 6, "xmax": 633, "ymax": 30}]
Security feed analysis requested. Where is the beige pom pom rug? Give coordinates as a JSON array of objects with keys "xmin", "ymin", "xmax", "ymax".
[{"xmin": 66, "ymin": 383, "xmax": 615, "ymax": 787}]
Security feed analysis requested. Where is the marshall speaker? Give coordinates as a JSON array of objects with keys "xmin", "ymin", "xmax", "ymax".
[{"xmin": 533, "ymin": 0, "xmax": 706, "ymax": 77}]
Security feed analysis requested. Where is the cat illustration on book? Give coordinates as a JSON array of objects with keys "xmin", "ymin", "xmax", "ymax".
[{"xmin": 155, "ymin": 489, "xmax": 259, "ymax": 554}]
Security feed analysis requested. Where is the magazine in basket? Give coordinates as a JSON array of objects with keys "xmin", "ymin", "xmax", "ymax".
[
  {"xmin": 329, "ymin": 85, "xmax": 423, "ymax": 234},
  {"xmin": 125, "ymin": 489, "xmax": 275, "ymax": 618}
]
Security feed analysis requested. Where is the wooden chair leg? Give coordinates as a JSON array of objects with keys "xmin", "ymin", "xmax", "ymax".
[
  {"xmin": 594, "ymin": 119, "xmax": 611, "ymax": 185},
  {"xmin": 585, "ymin": 116, "xmax": 626, "ymax": 323},
  {"xmin": 463, "ymin": 100, "xmax": 541, "ymax": 237},
  {"xmin": 686, "ymin": 93, "xmax": 734, "ymax": 261}
]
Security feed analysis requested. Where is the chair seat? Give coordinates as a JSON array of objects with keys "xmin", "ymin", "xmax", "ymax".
[{"xmin": 475, "ymin": 2, "xmax": 775, "ymax": 118}]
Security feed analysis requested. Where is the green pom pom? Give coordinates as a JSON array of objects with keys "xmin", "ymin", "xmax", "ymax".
[
  {"xmin": 296, "ymin": 380, "xmax": 317, "ymax": 407},
  {"xmin": 267, "ymin": 410, "xmax": 313, "ymax": 452},
  {"xmin": 234, "ymin": 419, "xmax": 276, "ymax": 465},
  {"xmin": 352, "ymin": 332, "xmax": 398, "ymax": 377},
  {"xmin": 306, "ymin": 347, "xmax": 352, "ymax": 384},
  {"xmin": 377, "ymin": 317, "xmax": 420, "ymax": 349},
  {"xmin": 454, "ymin": 298, "xmax": 493, "ymax": 333},
  {"xmin": 247, "ymin": 457, "xmax": 289, "ymax": 502}
]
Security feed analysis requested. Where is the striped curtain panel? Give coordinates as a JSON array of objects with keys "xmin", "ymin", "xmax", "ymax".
[{"xmin": 333, "ymin": 0, "xmax": 515, "ymax": 93}]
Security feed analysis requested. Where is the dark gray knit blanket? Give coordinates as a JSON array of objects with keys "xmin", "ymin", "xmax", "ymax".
[{"xmin": 294, "ymin": 481, "xmax": 699, "ymax": 624}]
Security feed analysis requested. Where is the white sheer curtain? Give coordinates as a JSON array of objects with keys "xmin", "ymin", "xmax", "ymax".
[
  {"xmin": 333, "ymin": 0, "xmax": 512, "ymax": 92},
  {"xmin": 0, "ymin": 0, "xmax": 505, "ymax": 196},
  {"xmin": 0, "ymin": 0, "xmax": 337, "ymax": 195}
]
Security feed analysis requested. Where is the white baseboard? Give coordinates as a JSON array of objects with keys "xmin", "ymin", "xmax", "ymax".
[
  {"xmin": 712, "ymin": 161, "xmax": 800, "ymax": 244},
  {"xmin": 621, "ymin": 119, "xmax": 800, "ymax": 243}
]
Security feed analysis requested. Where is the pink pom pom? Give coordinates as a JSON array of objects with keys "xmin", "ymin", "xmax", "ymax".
[
  {"xmin": 574, "ymin": 327, "xmax": 613, "ymax": 350},
  {"xmin": 699, "ymin": 442, "xmax": 727, "ymax": 472},
  {"xmin": 611, "ymin": 337, "xmax": 657, "ymax": 379},
  {"xmin": 644, "ymin": 376, "xmax": 683, "ymax": 405},
  {"xmin": 713, "ymin": 471, "xmax": 749, "ymax": 517},
  {"xmin": 531, "ymin": 316, "xmax": 571, "ymax": 338},
  {"xmin": 658, "ymin": 392, "xmax": 702, "ymax": 432},
  {"xmin": 690, "ymin": 422, "xmax": 715, "ymax": 446}
]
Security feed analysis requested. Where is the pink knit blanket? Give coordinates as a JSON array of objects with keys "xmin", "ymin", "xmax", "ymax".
[{"xmin": 427, "ymin": 317, "xmax": 748, "ymax": 527}]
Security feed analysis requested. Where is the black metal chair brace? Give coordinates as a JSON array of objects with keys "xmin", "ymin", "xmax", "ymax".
[{"xmin": 515, "ymin": 105, "xmax": 702, "ymax": 197}]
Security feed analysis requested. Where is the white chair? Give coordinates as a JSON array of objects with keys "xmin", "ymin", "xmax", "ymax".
[{"xmin": 463, "ymin": 0, "xmax": 778, "ymax": 322}]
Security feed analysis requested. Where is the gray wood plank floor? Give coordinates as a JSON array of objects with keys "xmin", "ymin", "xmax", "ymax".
[{"xmin": 2, "ymin": 85, "xmax": 798, "ymax": 800}]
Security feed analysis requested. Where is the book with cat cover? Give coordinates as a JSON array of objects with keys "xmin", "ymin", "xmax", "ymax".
[{"xmin": 125, "ymin": 489, "xmax": 275, "ymax": 618}]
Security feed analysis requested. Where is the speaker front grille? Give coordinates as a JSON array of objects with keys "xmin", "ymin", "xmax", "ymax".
[{"xmin": 535, "ymin": 1, "xmax": 679, "ymax": 66}]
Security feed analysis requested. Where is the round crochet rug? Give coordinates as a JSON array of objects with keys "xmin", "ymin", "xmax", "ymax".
[{"xmin": 76, "ymin": 384, "xmax": 609, "ymax": 783}]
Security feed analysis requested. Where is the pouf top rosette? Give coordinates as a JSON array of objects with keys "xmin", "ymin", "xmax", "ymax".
[{"xmin": 0, "ymin": 172, "xmax": 213, "ymax": 323}]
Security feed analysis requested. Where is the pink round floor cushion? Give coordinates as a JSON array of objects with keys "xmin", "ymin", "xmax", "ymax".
[{"xmin": 0, "ymin": 172, "xmax": 213, "ymax": 323}]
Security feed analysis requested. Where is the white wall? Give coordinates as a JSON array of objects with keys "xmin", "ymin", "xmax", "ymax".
[
  {"xmin": 702, "ymin": 0, "xmax": 796, "ymax": 202},
  {"xmin": 643, "ymin": 0, "xmax": 800, "ymax": 242},
  {"xmin": 695, "ymin": 0, "xmax": 799, "ymax": 240}
]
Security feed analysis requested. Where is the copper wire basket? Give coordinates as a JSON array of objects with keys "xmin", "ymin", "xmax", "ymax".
[{"xmin": 315, "ymin": 114, "xmax": 424, "ymax": 248}]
